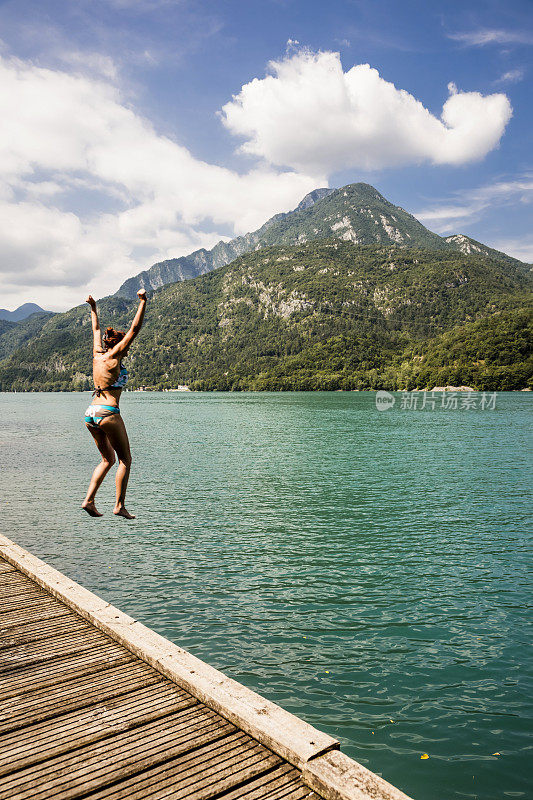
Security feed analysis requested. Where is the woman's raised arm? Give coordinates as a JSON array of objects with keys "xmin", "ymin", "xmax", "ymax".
[
  {"xmin": 86, "ymin": 296, "xmax": 103, "ymax": 353},
  {"xmin": 110, "ymin": 290, "xmax": 147, "ymax": 357}
]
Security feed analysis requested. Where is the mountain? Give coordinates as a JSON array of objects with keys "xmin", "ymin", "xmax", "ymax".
[
  {"xmin": 115, "ymin": 182, "xmax": 530, "ymax": 299},
  {"xmin": 0, "ymin": 303, "xmax": 48, "ymax": 322},
  {"xmin": 115, "ymin": 187, "xmax": 336, "ymax": 299},
  {"xmin": 445, "ymin": 234, "xmax": 530, "ymax": 273},
  {"xmin": 0, "ymin": 319, "xmax": 16, "ymax": 339},
  {"xmin": 115, "ymin": 183, "xmax": 461, "ymax": 299},
  {"xmin": 0, "ymin": 310, "xmax": 57, "ymax": 361},
  {"xmin": 1, "ymin": 239, "xmax": 530, "ymax": 392},
  {"xmin": 116, "ymin": 183, "xmax": 531, "ymax": 302}
]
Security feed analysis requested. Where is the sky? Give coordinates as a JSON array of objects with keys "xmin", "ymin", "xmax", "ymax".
[{"xmin": 0, "ymin": 0, "xmax": 531, "ymax": 311}]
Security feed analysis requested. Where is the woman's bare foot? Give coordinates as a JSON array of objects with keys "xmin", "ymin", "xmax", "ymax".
[
  {"xmin": 82, "ymin": 500, "xmax": 103, "ymax": 517},
  {"xmin": 113, "ymin": 505, "xmax": 136, "ymax": 519}
]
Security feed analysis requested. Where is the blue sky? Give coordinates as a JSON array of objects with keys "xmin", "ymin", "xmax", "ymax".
[{"xmin": 0, "ymin": 0, "xmax": 531, "ymax": 310}]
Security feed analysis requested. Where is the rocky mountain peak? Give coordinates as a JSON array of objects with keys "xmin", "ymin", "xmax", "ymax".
[
  {"xmin": 114, "ymin": 182, "xmax": 528, "ymax": 300},
  {"xmin": 295, "ymin": 187, "xmax": 336, "ymax": 212}
]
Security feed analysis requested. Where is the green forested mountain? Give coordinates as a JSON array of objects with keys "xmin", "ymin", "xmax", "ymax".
[
  {"xmin": 244, "ymin": 182, "xmax": 448, "ymax": 250},
  {"xmin": 400, "ymin": 308, "xmax": 532, "ymax": 391},
  {"xmin": 0, "ymin": 312, "xmax": 55, "ymax": 360},
  {"xmin": 117, "ymin": 182, "xmax": 529, "ymax": 299},
  {"xmin": 0, "ymin": 319, "xmax": 16, "ymax": 339},
  {"xmin": 444, "ymin": 234, "xmax": 530, "ymax": 273},
  {"xmin": 1, "ymin": 240, "xmax": 530, "ymax": 392},
  {"xmin": 115, "ymin": 187, "xmax": 336, "ymax": 299}
]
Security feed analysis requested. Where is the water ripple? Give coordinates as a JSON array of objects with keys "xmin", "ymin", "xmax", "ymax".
[{"xmin": 0, "ymin": 390, "xmax": 531, "ymax": 800}]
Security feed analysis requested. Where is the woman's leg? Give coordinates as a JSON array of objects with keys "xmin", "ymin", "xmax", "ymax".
[
  {"xmin": 82, "ymin": 425, "xmax": 116, "ymax": 517},
  {"xmin": 100, "ymin": 414, "xmax": 135, "ymax": 519}
]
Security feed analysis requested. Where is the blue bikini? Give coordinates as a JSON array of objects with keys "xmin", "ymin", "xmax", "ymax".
[
  {"xmin": 110, "ymin": 363, "xmax": 128, "ymax": 389},
  {"xmin": 85, "ymin": 363, "xmax": 128, "ymax": 428},
  {"xmin": 84, "ymin": 404, "xmax": 120, "ymax": 428}
]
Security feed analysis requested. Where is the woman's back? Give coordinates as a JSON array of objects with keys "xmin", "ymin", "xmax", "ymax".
[{"xmin": 93, "ymin": 352, "xmax": 124, "ymax": 403}]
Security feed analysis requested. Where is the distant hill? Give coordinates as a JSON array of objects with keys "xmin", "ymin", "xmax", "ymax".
[
  {"xmin": 1, "ymin": 240, "xmax": 530, "ymax": 392},
  {"xmin": 0, "ymin": 311, "xmax": 57, "ymax": 361},
  {"xmin": 0, "ymin": 303, "xmax": 49, "ymax": 322},
  {"xmin": 114, "ymin": 182, "xmax": 530, "ymax": 299},
  {"xmin": 444, "ymin": 234, "xmax": 531, "ymax": 273}
]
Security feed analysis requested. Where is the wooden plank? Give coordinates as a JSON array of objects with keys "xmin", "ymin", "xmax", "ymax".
[
  {"xmin": 86, "ymin": 731, "xmax": 276, "ymax": 800},
  {"xmin": 0, "ymin": 573, "xmax": 37, "ymax": 591},
  {"xmin": 0, "ymin": 567, "xmax": 38, "ymax": 583},
  {"xmin": 0, "ymin": 604, "xmax": 73, "ymax": 630},
  {"xmin": 0, "ymin": 624, "xmax": 107, "ymax": 653},
  {"xmin": 0, "ymin": 661, "xmax": 162, "ymax": 733},
  {"xmin": 0, "ymin": 594, "xmax": 66, "ymax": 615},
  {"xmin": 0, "ymin": 682, "xmax": 198, "ymax": 776},
  {"xmin": 0, "ymin": 590, "xmax": 54, "ymax": 610},
  {"xmin": 0, "ymin": 584, "xmax": 61, "ymax": 604},
  {"xmin": 221, "ymin": 764, "xmax": 318, "ymax": 800},
  {"xmin": 0, "ymin": 628, "xmax": 115, "ymax": 673},
  {"xmin": 0, "ymin": 578, "xmax": 50, "ymax": 598},
  {"xmin": 0, "ymin": 682, "xmax": 192, "ymax": 756},
  {"xmin": 145, "ymin": 742, "xmax": 281, "ymax": 800},
  {"xmin": 0, "ymin": 558, "xmax": 26, "ymax": 580},
  {"xmin": 0, "ymin": 682, "xmax": 189, "ymax": 754},
  {"xmin": 0, "ymin": 534, "xmax": 339, "ymax": 770},
  {"xmin": 0, "ymin": 539, "xmax": 413, "ymax": 800},
  {"xmin": 0, "ymin": 615, "xmax": 91, "ymax": 650},
  {"xmin": 0, "ymin": 588, "xmax": 47, "ymax": 606},
  {"xmin": 2, "ymin": 707, "xmax": 236, "ymax": 799},
  {"xmin": 0, "ymin": 642, "xmax": 133, "ymax": 699}
]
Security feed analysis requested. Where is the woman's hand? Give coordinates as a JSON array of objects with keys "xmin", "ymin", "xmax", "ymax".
[
  {"xmin": 86, "ymin": 295, "xmax": 96, "ymax": 308},
  {"xmin": 137, "ymin": 289, "xmax": 147, "ymax": 301}
]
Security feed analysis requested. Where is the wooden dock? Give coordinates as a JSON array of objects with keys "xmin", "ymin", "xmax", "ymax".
[{"xmin": 0, "ymin": 534, "xmax": 412, "ymax": 800}]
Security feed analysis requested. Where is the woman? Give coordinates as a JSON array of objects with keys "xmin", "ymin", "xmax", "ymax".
[{"xmin": 82, "ymin": 290, "xmax": 147, "ymax": 519}]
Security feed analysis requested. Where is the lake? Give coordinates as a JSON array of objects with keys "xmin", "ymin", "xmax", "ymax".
[{"xmin": 0, "ymin": 390, "xmax": 531, "ymax": 800}]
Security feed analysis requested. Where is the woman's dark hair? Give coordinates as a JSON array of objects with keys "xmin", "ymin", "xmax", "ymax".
[{"xmin": 102, "ymin": 327, "xmax": 125, "ymax": 350}]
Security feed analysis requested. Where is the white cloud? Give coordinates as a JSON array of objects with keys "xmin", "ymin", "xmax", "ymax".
[
  {"xmin": 416, "ymin": 176, "xmax": 533, "ymax": 234},
  {"xmin": 0, "ymin": 55, "xmax": 317, "ymax": 309},
  {"xmin": 494, "ymin": 68, "xmax": 525, "ymax": 85},
  {"xmin": 220, "ymin": 50, "xmax": 512, "ymax": 176},
  {"xmin": 0, "ymin": 48, "xmax": 516, "ymax": 310},
  {"xmin": 59, "ymin": 51, "xmax": 118, "ymax": 80},
  {"xmin": 449, "ymin": 29, "xmax": 533, "ymax": 47}
]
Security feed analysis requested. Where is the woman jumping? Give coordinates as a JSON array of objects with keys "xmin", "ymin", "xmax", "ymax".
[{"xmin": 82, "ymin": 290, "xmax": 147, "ymax": 519}]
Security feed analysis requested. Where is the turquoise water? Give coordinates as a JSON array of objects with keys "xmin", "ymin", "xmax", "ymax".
[{"xmin": 0, "ymin": 391, "xmax": 531, "ymax": 800}]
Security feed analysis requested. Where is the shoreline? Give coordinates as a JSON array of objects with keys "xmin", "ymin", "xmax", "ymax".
[{"xmin": 0, "ymin": 387, "xmax": 531, "ymax": 394}]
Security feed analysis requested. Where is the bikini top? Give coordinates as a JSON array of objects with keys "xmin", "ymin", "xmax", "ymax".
[
  {"xmin": 111, "ymin": 363, "xmax": 128, "ymax": 389},
  {"xmin": 93, "ymin": 363, "xmax": 128, "ymax": 397}
]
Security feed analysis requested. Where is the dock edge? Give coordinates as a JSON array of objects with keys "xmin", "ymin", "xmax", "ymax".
[{"xmin": 0, "ymin": 533, "xmax": 414, "ymax": 800}]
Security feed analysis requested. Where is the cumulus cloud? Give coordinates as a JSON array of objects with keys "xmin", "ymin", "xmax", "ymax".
[
  {"xmin": 220, "ymin": 50, "xmax": 512, "ymax": 176},
  {"xmin": 0, "ymin": 48, "xmax": 515, "ymax": 309},
  {"xmin": 0, "ymin": 55, "xmax": 316, "ymax": 309},
  {"xmin": 415, "ymin": 176, "xmax": 533, "ymax": 234}
]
